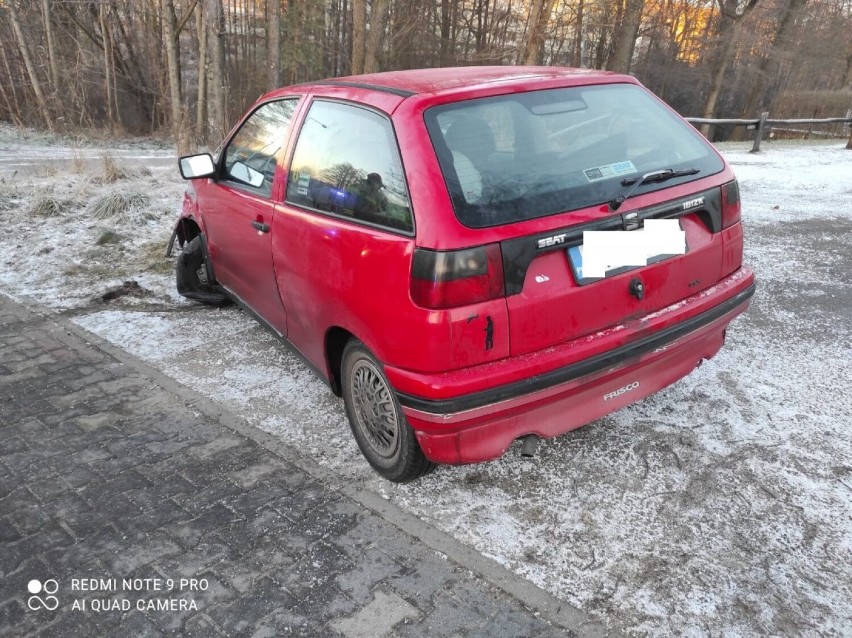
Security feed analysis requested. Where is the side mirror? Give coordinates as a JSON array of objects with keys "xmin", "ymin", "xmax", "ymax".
[
  {"xmin": 179, "ymin": 153, "xmax": 216, "ymax": 180},
  {"xmin": 228, "ymin": 161, "xmax": 265, "ymax": 188}
]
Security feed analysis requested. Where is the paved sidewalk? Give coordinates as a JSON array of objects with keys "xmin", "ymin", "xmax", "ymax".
[{"xmin": 0, "ymin": 295, "xmax": 600, "ymax": 637}]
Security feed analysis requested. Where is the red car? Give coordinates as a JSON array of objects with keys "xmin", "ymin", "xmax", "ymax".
[{"xmin": 172, "ymin": 66, "xmax": 754, "ymax": 482}]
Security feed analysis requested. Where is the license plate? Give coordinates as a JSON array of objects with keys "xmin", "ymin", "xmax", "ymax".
[{"xmin": 568, "ymin": 219, "xmax": 686, "ymax": 285}]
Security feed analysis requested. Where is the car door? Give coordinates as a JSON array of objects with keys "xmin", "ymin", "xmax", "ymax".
[
  {"xmin": 201, "ymin": 98, "xmax": 300, "ymax": 334},
  {"xmin": 272, "ymin": 99, "xmax": 416, "ymax": 369}
]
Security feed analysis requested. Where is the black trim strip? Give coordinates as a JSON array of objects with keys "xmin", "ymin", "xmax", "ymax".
[
  {"xmin": 501, "ymin": 187, "xmax": 722, "ymax": 295},
  {"xmin": 314, "ymin": 80, "xmax": 415, "ymax": 98},
  {"xmin": 397, "ymin": 282, "xmax": 755, "ymax": 414}
]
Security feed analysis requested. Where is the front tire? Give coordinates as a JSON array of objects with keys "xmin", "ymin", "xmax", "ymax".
[
  {"xmin": 176, "ymin": 235, "xmax": 229, "ymax": 306},
  {"xmin": 341, "ymin": 340, "xmax": 434, "ymax": 483}
]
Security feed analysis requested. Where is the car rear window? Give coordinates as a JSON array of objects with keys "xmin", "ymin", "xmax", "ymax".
[{"xmin": 424, "ymin": 83, "xmax": 724, "ymax": 228}]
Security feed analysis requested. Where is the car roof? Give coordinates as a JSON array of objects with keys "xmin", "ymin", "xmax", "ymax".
[{"xmin": 268, "ymin": 66, "xmax": 621, "ymax": 101}]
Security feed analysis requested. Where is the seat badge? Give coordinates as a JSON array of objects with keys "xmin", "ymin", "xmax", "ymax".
[{"xmin": 622, "ymin": 211, "xmax": 641, "ymax": 231}]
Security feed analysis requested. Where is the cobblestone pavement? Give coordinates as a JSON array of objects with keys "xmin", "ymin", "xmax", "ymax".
[{"xmin": 0, "ymin": 295, "xmax": 612, "ymax": 638}]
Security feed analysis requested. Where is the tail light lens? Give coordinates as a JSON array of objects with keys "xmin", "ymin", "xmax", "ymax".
[
  {"xmin": 411, "ymin": 244, "xmax": 505, "ymax": 309},
  {"xmin": 721, "ymin": 180, "xmax": 741, "ymax": 229}
]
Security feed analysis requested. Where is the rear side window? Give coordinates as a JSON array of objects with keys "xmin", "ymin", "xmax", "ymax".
[
  {"xmin": 425, "ymin": 84, "xmax": 724, "ymax": 228},
  {"xmin": 286, "ymin": 100, "xmax": 413, "ymax": 232},
  {"xmin": 223, "ymin": 99, "xmax": 298, "ymax": 196}
]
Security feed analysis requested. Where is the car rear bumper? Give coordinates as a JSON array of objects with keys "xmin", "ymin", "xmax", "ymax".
[{"xmin": 391, "ymin": 267, "xmax": 755, "ymax": 464}]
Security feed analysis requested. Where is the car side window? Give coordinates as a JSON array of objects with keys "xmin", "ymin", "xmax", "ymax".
[
  {"xmin": 222, "ymin": 99, "xmax": 298, "ymax": 196},
  {"xmin": 285, "ymin": 100, "xmax": 413, "ymax": 232}
]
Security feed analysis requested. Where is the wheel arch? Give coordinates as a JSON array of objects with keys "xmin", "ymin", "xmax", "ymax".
[
  {"xmin": 325, "ymin": 326, "xmax": 355, "ymax": 396},
  {"xmin": 175, "ymin": 216, "xmax": 202, "ymax": 248}
]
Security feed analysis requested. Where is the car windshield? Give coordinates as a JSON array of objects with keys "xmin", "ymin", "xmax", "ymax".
[{"xmin": 424, "ymin": 83, "xmax": 724, "ymax": 228}]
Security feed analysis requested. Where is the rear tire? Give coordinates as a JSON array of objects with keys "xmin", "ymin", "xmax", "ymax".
[
  {"xmin": 176, "ymin": 235, "xmax": 229, "ymax": 306},
  {"xmin": 341, "ymin": 340, "xmax": 434, "ymax": 483}
]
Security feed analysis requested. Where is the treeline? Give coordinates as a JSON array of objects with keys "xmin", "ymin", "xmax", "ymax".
[{"xmin": 1, "ymin": 0, "xmax": 850, "ymax": 149}]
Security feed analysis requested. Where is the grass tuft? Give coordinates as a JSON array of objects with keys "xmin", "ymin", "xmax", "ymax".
[
  {"xmin": 95, "ymin": 230, "xmax": 123, "ymax": 246},
  {"xmin": 30, "ymin": 196, "xmax": 64, "ymax": 217},
  {"xmin": 70, "ymin": 148, "xmax": 87, "ymax": 174},
  {"xmin": 0, "ymin": 182, "xmax": 21, "ymax": 211},
  {"xmin": 88, "ymin": 192, "xmax": 149, "ymax": 220},
  {"xmin": 100, "ymin": 154, "xmax": 130, "ymax": 183},
  {"xmin": 135, "ymin": 240, "xmax": 174, "ymax": 274},
  {"xmin": 35, "ymin": 165, "xmax": 59, "ymax": 178}
]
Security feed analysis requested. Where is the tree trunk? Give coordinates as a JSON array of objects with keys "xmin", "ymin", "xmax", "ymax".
[
  {"xmin": 608, "ymin": 0, "xmax": 644, "ymax": 73},
  {"xmin": 196, "ymin": 2, "xmax": 208, "ymax": 141},
  {"xmin": 844, "ymin": 51, "xmax": 852, "ymax": 88},
  {"xmin": 699, "ymin": 0, "xmax": 760, "ymax": 138},
  {"xmin": 364, "ymin": 0, "xmax": 391, "ymax": 73},
  {"xmin": 268, "ymin": 0, "xmax": 281, "ymax": 89},
  {"xmin": 40, "ymin": 0, "xmax": 61, "ymax": 96},
  {"xmin": 573, "ymin": 0, "xmax": 585, "ymax": 67},
  {"xmin": 205, "ymin": 0, "xmax": 227, "ymax": 141},
  {"xmin": 351, "ymin": 0, "xmax": 367, "ymax": 74},
  {"xmin": 162, "ymin": 0, "xmax": 185, "ymax": 151},
  {"xmin": 522, "ymin": 0, "xmax": 558, "ymax": 65},
  {"xmin": 9, "ymin": 1, "xmax": 53, "ymax": 130},
  {"xmin": 700, "ymin": 20, "xmax": 743, "ymax": 139},
  {"xmin": 440, "ymin": 0, "xmax": 452, "ymax": 65},
  {"xmin": 736, "ymin": 0, "xmax": 808, "ymax": 137},
  {"xmin": 0, "ymin": 43, "xmax": 21, "ymax": 110},
  {"xmin": 98, "ymin": 3, "xmax": 115, "ymax": 129},
  {"xmin": 0, "ymin": 74, "xmax": 24, "ymax": 127}
]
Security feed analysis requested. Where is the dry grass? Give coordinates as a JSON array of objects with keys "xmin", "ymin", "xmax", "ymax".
[
  {"xmin": 88, "ymin": 154, "xmax": 154, "ymax": 184},
  {"xmin": 63, "ymin": 260, "xmax": 113, "ymax": 279},
  {"xmin": 88, "ymin": 192, "xmax": 149, "ymax": 220},
  {"xmin": 70, "ymin": 148, "xmax": 87, "ymax": 174},
  {"xmin": 0, "ymin": 181, "xmax": 21, "ymax": 211},
  {"xmin": 100, "ymin": 154, "xmax": 130, "ymax": 183},
  {"xmin": 95, "ymin": 230, "xmax": 123, "ymax": 246},
  {"xmin": 35, "ymin": 165, "xmax": 59, "ymax": 178},
  {"xmin": 135, "ymin": 240, "xmax": 174, "ymax": 275},
  {"xmin": 30, "ymin": 196, "xmax": 65, "ymax": 217}
]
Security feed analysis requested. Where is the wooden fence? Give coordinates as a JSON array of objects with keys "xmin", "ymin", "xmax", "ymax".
[{"xmin": 685, "ymin": 113, "xmax": 852, "ymax": 152}]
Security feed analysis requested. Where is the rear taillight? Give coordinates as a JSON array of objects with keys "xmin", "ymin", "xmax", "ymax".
[
  {"xmin": 721, "ymin": 180, "xmax": 741, "ymax": 229},
  {"xmin": 411, "ymin": 244, "xmax": 505, "ymax": 309}
]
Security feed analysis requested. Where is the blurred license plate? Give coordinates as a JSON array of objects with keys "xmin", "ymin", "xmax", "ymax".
[{"xmin": 568, "ymin": 219, "xmax": 686, "ymax": 285}]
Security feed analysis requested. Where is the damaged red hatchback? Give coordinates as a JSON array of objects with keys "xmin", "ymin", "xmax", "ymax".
[{"xmin": 172, "ymin": 67, "xmax": 755, "ymax": 482}]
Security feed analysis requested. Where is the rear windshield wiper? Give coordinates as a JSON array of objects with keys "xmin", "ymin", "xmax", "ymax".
[{"xmin": 609, "ymin": 168, "xmax": 700, "ymax": 211}]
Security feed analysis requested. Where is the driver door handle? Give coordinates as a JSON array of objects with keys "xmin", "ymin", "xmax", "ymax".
[{"xmin": 251, "ymin": 220, "xmax": 270, "ymax": 233}]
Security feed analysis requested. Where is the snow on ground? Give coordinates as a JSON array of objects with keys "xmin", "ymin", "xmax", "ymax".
[{"xmin": 1, "ymin": 126, "xmax": 851, "ymax": 636}]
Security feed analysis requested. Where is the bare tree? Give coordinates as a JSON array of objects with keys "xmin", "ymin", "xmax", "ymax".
[
  {"xmin": 8, "ymin": 1, "xmax": 53, "ymax": 130},
  {"xmin": 522, "ymin": 0, "xmax": 558, "ymax": 65},
  {"xmin": 700, "ymin": 0, "xmax": 761, "ymax": 138},
  {"xmin": 608, "ymin": 0, "xmax": 645, "ymax": 73},
  {"xmin": 40, "ymin": 0, "xmax": 61, "ymax": 97},
  {"xmin": 364, "ymin": 0, "xmax": 392, "ymax": 73},
  {"xmin": 196, "ymin": 2, "xmax": 208, "ymax": 141},
  {"xmin": 205, "ymin": 0, "xmax": 227, "ymax": 141},
  {"xmin": 0, "ymin": 0, "xmax": 849, "ymax": 146},
  {"xmin": 352, "ymin": 0, "xmax": 367, "ymax": 74},
  {"xmin": 163, "ymin": 0, "xmax": 185, "ymax": 150},
  {"xmin": 738, "ymin": 0, "xmax": 809, "ymax": 125},
  {"xmin": 268, "ymin": 0, "xmax": 282, "ymax": 89}
]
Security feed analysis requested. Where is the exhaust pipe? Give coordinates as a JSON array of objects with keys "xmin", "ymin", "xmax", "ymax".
[{"xmin": 520, "ymin": 434, "xmax": 540, "ymax": 458}]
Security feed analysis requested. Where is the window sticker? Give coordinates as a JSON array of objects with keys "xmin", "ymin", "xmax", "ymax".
[
  {"xmin": 583, "ymin": 160, "xmax": 637, "ymax": 183},
  {"xmin": 296, "ymin": 173, "xmax": 310, "ymax": 196}
]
